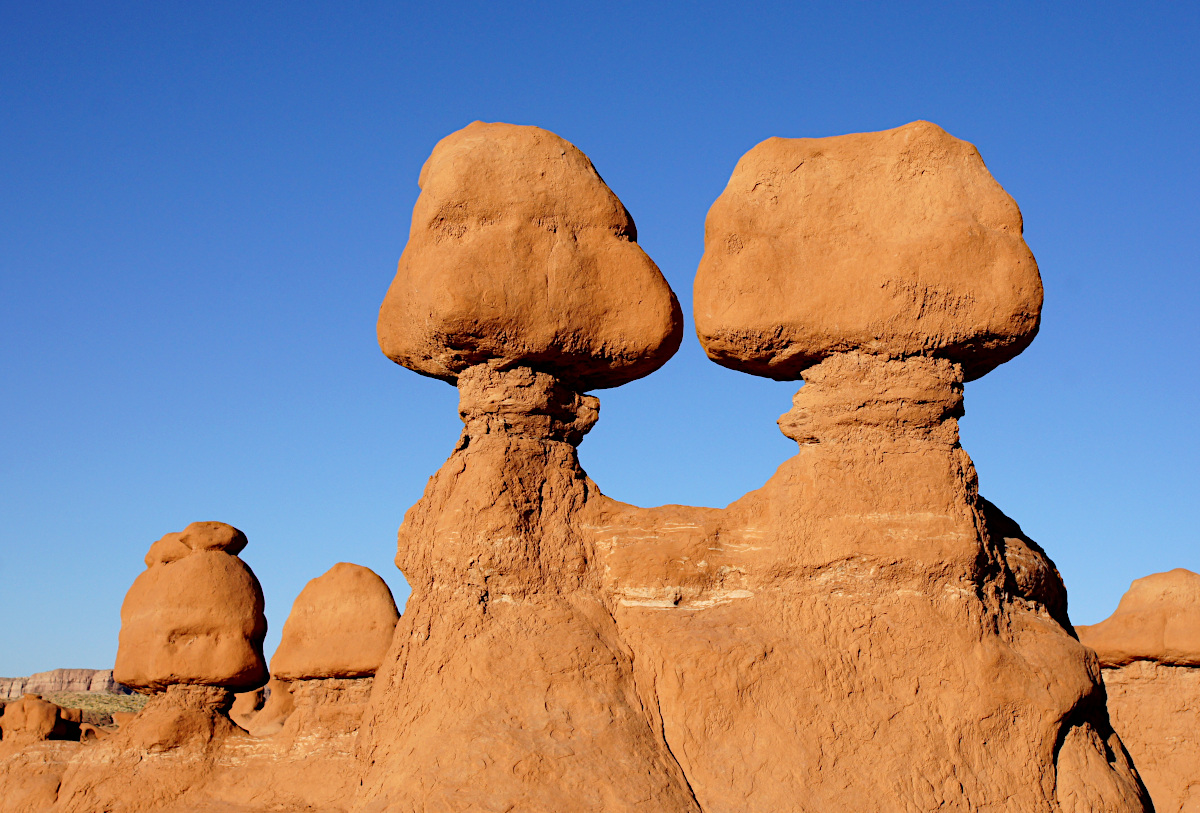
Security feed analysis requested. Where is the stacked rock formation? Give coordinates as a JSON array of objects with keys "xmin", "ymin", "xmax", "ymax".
[
  {"xmin": 261, "ymin": 563, "xmax": 399, "ymax": 738},
  {"xmin": 361, "ymin": 120, "xmax": 1150, "ymax": 811},
  {"xmin": 1078, "ymin": 569, "xmax": 1200, "ymax": 811},
  {"xmin": 112, "ymin": 521, "xmax": 268, "ymax": 750},
  {"xmin": 0, "ymin": 121, "xmax": 1163, "ymax": 813}
]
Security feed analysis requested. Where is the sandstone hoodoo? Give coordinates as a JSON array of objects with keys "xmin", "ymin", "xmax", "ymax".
[
  {"xmin": 113, "ymin": 521, "xmax": 267, "ymax": 750},
  {"xmin": 0, "ymin": 122, "xmax": 1161, "ymax": 813},
  {"xmin": 358, "ymin": 120, "xmax": 1149, "ymax": 812},
  {"xmin": 1078, "ymin": 568, "xmax": 1200, "ymax": 667},
  {"xmin": 377, "ymin": 120, "xmax": 683, "ymax": 391},
  {"xmin": 363, "ymin": 121, "xmax": 700, "ymax": 811},
  {"xmin": 116, "ymin": 521, "xmax": 266, "ymax": 692},
  {"xmin": 1079, "ymin": 569, "xmax": 1200, "ymax": 812},
  {"xmin": 693, "ymin": 120, "xmax": 1043, "ymax": 382}
]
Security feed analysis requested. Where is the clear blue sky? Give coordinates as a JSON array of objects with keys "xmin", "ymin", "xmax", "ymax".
[{"xmin": 1, "ymin": 2, "xmax": 1196, "ymax": 676}]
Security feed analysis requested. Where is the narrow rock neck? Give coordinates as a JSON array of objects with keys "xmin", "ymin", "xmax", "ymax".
[
  {"xmin": 778, "ymin": 352, "xmax": 965, "ymax": 446},
  {"xmin": 456, "ymin": 363, "xmax": 599, "ymax": 447}
]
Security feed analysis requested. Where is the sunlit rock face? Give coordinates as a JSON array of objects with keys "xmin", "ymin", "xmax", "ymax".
[
  {"xmin": 0, "ymin": 122, "xmax": 1155, "ymax": 813},
  {"xmin": 1079, "ymin": 569, "xmax": 1200, "ymax": 812},
  {"xmin": 356, "ymin": 120, "xmax": 1148, "ymax": 812}
]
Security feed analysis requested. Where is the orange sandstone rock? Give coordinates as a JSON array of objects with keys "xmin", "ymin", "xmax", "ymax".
[
  {"xmin": 116, "ymin": 524, "xmax": 267, "ymax": 693},
  {"xmin": 0, "ymin": 694, "xmax": 79, "ymax": 744},
  {"xmin": 271, "ymin": 563, "xmax": 399, "ymax": 680},
  {"xmin": 1078, "ymin": 568, "xmax": 1200, "ymax": 667},
  {"xmin": 1078, "ymin": 570, "xmax": 1200, "ymax": 812},
  {"xmin": 377, "ymin": 121, "xmax": 682, "ymax": 391},
  {"xmin": 144, "ymin": 520, "xmax": 248, "ymax": 567},
  {"xmin": 694, "ymin": 120, "xmax": 1043, "ymax": 381}
]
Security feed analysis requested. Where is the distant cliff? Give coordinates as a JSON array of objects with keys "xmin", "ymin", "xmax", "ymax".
[{"xmin": 0, "ymin": 668, "xmax": 132, "ymax": 699}]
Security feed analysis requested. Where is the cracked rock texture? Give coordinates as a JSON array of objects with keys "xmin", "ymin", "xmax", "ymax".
[{"xmin": 1079, "ymin": 570, "xmax": 1200, "ymax": 812}]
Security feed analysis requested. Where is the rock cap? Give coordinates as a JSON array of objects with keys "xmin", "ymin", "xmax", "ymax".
[
  {"xmin": 378, "ymin": 121, "xmax": 682, "ymax": 391},
  {"xmin": 1077, "ymin": 568, "xmax": 1200, "ymax": 667},
  {"xmin": 694, "ymin": 120, "xmax": 1043, "ymax": 381}
]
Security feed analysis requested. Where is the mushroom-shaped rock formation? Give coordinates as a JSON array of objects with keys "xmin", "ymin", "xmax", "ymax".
[
  {"xmin": 117, "ymin": 522, "xmax": 267, "ymax": 692},
  {"xmin": 1078, "ymin": 570, "xmax": 1200, "ymax": 812},
  {"xmin": 694, "ymin": 120, "xmax": 1043, "ymax": 382},
  {"xmin": 360, "ymin": 123, "xmax": 700, "ymax": 812},
  {"xmin": 594, "ymin": 123, "xmax": 1148, "ymax": 811},
  {"xmin": 113, "ymin": 522, "xmax": 267, "ymax": 751},
  {"xmin": 271, "ymin": 562, "xmax": 398, "ymax": 680},
  {"xmin": 377, "ymin": 120, "xmax": 682, "ymax": 391}
]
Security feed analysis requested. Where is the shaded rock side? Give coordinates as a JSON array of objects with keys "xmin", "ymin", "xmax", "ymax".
[
  {"xmin": 583, "ymin": 352, "xmax": 1146, "ymax": 812},
  {"xmin": 377, "ymin": 120, "xmax": 682, "ymax": 391},
  {"xmin": 271, "ymin": 562, "xmax": 399, "ymax": 680},
  {"xmin": 1100, "ymin": 662, "xmax": 1200, "ymax": 813},
  {"xmin": 693, "ymin": 120, "xmax": 1043, "ymax": 381},
  {"xmin": 0, "ymin": 695, "xmax": 81, "ymax": 744},
  {"xmin": 1079, "ymin": 570, "xmax": 1200, "ymax": 811}
]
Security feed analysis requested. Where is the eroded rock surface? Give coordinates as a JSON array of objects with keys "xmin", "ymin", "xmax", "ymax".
[
  {"xmin": 271, "ymin": 563, "xmax": 399, "ymax": 680},
  {"xmin": 1079, "ymin": 570, "xmax": 1200, "ymax": 812},
  {"xmin": 359, "ymin": 121, "xmax": 1147, "ymax": 812},
  {"xmin": 0, "ymin": 121, "xmax": 1155, "ymax": 813},
  {"xmin": 694, "ymin": 120, "xmax": 1043, "ymax": 381},
  {"xmin": 377, "ymin": 120, "xmax": 682, "ymax": 391}
]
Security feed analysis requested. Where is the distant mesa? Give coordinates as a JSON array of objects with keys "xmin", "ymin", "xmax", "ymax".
[{"xmin": 0, "ymin": 669, "xmax": 131, "ymax": 701}]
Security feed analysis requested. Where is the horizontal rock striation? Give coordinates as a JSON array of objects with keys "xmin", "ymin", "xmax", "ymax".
[{"xmin": 0, "ymin": 670, "xmax": 130, "ymax": 700}]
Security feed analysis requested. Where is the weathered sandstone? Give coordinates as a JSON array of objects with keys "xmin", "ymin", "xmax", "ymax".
[
  {"xmin": 0, "ymin": 695, "xmax": 80, "ymax": 744},
  {"xmin": 357, "ymin": 121, "xmax": 1147, "ymax": 812},
  {"xmin": 271, "ymin": 562, "xmax": 399, "ymax": 680},
  {"xmin": 694, "ymin": 120, "xmax": 1043, "ymax": 381},
  {"xmin": 116, "ymin": 523, "xmax": 268, "ymax": 692},
  {"xmin": 1079, "ymin": 570, "xmax": 1200, "ymax": 812},
  {"xmin": 1078, "ymin": 568, "xmax": 1200, "ymax": 667},
  {"xmin": 377, "ymin": 120, "xmax": 683, "ymax": 391},
  {"xmin": 0, "ymin": 122, "xmax": 1157, "ymax": 813}
]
